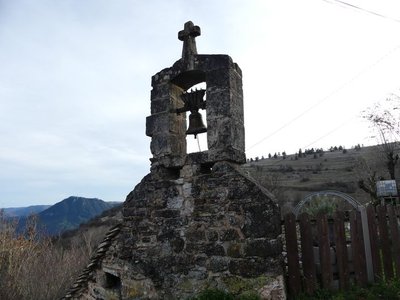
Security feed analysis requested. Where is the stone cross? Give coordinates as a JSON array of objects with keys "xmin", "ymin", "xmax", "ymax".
[{"xmin": 178, "ymin": 21, "xmax": 200, "ymax": 63}]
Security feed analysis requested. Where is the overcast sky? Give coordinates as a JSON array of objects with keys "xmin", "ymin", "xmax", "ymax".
[{"xmin": 1, "ymin": 0, "xmax": 400, "ymax": 207}]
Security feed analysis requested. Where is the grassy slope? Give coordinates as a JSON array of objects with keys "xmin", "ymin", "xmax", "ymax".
[{"xmin": 244, "ymin": 145, "xmax": 397, "ymax": 212}]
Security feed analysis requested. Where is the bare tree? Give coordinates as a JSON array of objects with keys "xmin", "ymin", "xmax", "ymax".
[
  {"xmin": 0, "ymin": 212, "xmax": 91, "ymax": 300},
  {"xmin": 363, "ymin": 93, "xmax": 400, "ymax": 180},
  {"xmin": 355, "ymin": 157, "xmax": 380, "ymax": 205}
]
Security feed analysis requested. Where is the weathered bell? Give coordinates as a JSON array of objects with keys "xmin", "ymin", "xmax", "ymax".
[{"xmin": 186, "ymin": 111, "xmax": 207, "ymax": 138}]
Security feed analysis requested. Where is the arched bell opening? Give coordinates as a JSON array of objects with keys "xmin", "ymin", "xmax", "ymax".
[{"xmin": 171, "ymin": 71, "xmax": 208, "ymax": 155}]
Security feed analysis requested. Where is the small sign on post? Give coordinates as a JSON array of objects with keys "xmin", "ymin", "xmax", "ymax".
[
  {"xmin": 376, "ymin": 180, "xmax": 398, "ymax": 197},
  {"xmin": 377, "ymin": 180, "xmax": 398, "ymax": 205}
]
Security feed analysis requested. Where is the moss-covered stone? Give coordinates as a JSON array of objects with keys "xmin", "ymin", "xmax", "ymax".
[
  {"xmin": 178, "ymin": 279, "xmax": 194, "ymax": 292},
  {"xmin": 222, "ymin": 275, "xmax": 273, "ymax": 295}
]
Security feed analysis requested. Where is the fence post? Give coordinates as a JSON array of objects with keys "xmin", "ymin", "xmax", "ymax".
[
  {"xmin": 299, "ymin": 213, "xmax": 317, "ymax": 294},
  {"xmin": 317, "ymin": 213, "xmax": 333, "ymax": 290},
  {"xmin": 366, "ymin": 205, "xmax": 381, "ymax": 280},
  {"xmin": 284, "ymin": 213, "xmax": 302, "ymax": 296},
  {"xmin": 350, "ymin": 210, "xmax": 368, "ymax": 286},
  {"xmin": 359, "ymin": 206, "xmax": 374, "ymax": 282},
  {"xmin": 377, "ymin": 205, "xmax": 394, "ymax": 279},
  {"xmin": 334, "ymin": 210, "xmax": 349, "ymax": 290},
  {"xmin": 387, "ymin": 205, "xmax": 400, "ymax": 277}
]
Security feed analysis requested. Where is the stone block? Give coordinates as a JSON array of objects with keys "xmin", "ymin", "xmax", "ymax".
[
  {"xmin": 188, "ymin": 268, "xmax": 208, "ymax": 280},
  {"xmin": 227, "ymin": 243, "xmax": 243, "ymax": 258},
  {"xmin": 150, "ymin": 83, "xmax": 170, "ymax": 101},
  {"xmin": 207, "ymin": 147, "xmax": 246, "ymax": 164},
  {"xmin": 206, "ymin": 230, "xmax": 218, "ymax": 242},
  {"xmin": 242, "ymin": 205, "xmax": 280, "ymax": 239},
  {"xmin": 170, "ymin": 238, "xmax": 185, "ymax": 253},
  {"xmin": 205, "ymin": 243, "xmax": 226, "ymax": 256},
  {"xmin": 167, "ymin": 196, "xmax": 184, "ymax": 209},
  {"xmin": 195, "ymin": 54, "xmax": 233, "ymax": 73},
  {"xmin": 229, "ymin": 258, "xmax": 271, "ymax": 278},
  {"xmin": 164, "ymin": 217, "xmax": 188, "ymax": 227},
  {"xmin": 206, "ymin": 89, "xmax": 232, "ymax": 117},
  {"xmin": 149, "ymin": 112, "xmax": 169, "ymax": 134},
  {"xmin": 185, "ymin": 242, "xmax": 207, "ymax": 254},
  {"xmin": 220, "ymin": 228, "xmax": 240, "ymax": 241},
  {"xmin": 180, "ymin": 165, "xmax": 194, "ymax": 178},
  {"xmin": 157, "ymin": 228, "xmax": 176, "ymax": 241},
  {"xmin": 150, "ymin": 135, "xmax": 170, "ymax": 156},
  {"xmin": 244, "ymin": 239, "xmax": 282, "ymax": 258},
  {"xmin": 186, "ymin": 227, "xmax": 206, "ymax": 242},
  {"xmin": 154, "ymin": 209, "xmax": 180, "ymax": 219},
  {"xmin": 150, "ymin": 98, "xmax": 170, "ymax": 114},
  {"xmin": 208, "ymin": 256, "xmax": 230, "ymax": 273},
  {"xmin": 194, "ymin": 255, "xmax": 207, "ymax": 267},
  {"xmin": 207, "ymin": 117, "xmax": 245, "ymax": 153},
  {"xmin": 207, "ymin": 68, "xmax": 231, "ymax": 88}
]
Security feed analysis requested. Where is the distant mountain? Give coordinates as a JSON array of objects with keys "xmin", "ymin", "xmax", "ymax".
[
  {"xmin": 2, "ymin": 205, "xmax": 51, "ymax": 217},
  {"xmin": 17, "ymin": 196, "xmax": 119, "ymax": 236},
  {"xmin": 57, "ymin": 202, "xmax": 123, "ymax": 249}
]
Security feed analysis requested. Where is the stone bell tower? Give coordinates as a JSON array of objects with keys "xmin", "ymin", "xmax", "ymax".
[
  {"xmin": 64, "ymin": 22, "xmax": 284, "ymax": 300},
  {"xmin": 146, "ymin": 21, "xmax": 245, "ymax": 169}
]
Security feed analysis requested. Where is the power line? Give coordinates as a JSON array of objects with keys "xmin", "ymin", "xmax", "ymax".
[
  {"xmin": 247, "ymin": 43, "xmax": 400, "ymax": 151},
  {"xmin": 246, "ymin": 118, "xmax": 355, "ymax": 168},
  {"xmin": 322, "ymin": 0, "xmax": 400, "ymax": 23},
  {"xmin": 247, "ymin": 1, "xmax": 400, "ymax": 153},
  {"xmin": 301, "ymin": 116, "xmax": 355, "ymax": 150},
  {"xmin": 248, "ymin": 117, "xmax": 353, "ymax": 163}
]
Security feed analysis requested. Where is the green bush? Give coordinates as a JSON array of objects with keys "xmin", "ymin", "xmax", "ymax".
[
  {"xmin": 296, "ymin": 278, "xmax": 400, "ymax": 299},
  {"xmin": 300, "ymin": 177, "xmax": 311, "ymax": 183},
  {"xmin": 189, "ymin": 289, "xmax": 260, "ymax": 300},
  {"xmin": 189, "ymin": 289, "xmax": 235, "ymax": 300},
  {"xmin": 301, "ymin": 195, "xmax": 339, "ymax": 217}
]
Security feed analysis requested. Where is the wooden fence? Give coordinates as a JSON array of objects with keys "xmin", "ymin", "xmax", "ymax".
[{"xmin": 283, "ymin": 204, "xmax": 400, "ymax": 298}]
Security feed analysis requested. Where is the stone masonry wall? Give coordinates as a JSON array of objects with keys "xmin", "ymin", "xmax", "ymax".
[{"xmin": 80, "ymin": 161, "xmax": 284, "ymax": 299}]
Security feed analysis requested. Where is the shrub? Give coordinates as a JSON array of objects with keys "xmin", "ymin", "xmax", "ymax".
[
  {"xmin": 190, "ymin": 289, "xmax": 260, "ymax": 300},
  {"xmin": 279, "ymin": 164, "xmax": 294, "ymax": 172},
  {"xmin": 345, "ymin": 166, "xmax": 353, "ymax": 172},
  {"xmin": 296, "ymin": 278, "xmax": 400, "ymax": 299},
  {"xmin": 300, "ymin": 195, "xmax": 339, "ymax": 217},
  {"xmin": 190, "ymin": 289, "xmax": 235, "ymax": 300},
  {"xmin": 300, "ymin": 177, "xmax": 310, "ymax": 182},
  {"xmin": 0, "ymin": 211, "xmax": 92, "ymax": 300},
  {"xmin": 317, "ymin": 181, "xmax": 356, "ymax": 193}
]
